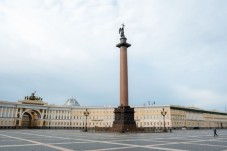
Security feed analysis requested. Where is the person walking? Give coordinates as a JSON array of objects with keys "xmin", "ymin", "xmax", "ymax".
[{"xmin": 214, "ymin": 128, "xmax": 218, "ymax": 137}]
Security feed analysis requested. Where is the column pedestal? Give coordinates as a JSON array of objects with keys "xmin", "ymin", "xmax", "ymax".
[{"xmin": 112, "ymin": 106, "xmax": 137, "ymax": 132}]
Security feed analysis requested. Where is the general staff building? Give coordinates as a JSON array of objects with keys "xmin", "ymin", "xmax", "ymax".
[{"xmin": 1, "ymin": 93, "xmax": 227, "ymax": 130}]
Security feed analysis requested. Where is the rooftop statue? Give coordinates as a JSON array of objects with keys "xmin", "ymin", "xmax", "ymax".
[
  {"xmin": 24, "ymin": 91, "xmax": 43, "ymax": 101},
  {"xmin": 116, "ymin": 23, "xmax": 131, "ymax": 48},
  {"xmin": 119, "ymin": 23, "xmax": 125, "ymax": 38}
]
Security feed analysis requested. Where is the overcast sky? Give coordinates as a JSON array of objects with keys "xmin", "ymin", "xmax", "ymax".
[{"xmin": 0, "ymin": 0, "xmax": 227, "ymax": 111}]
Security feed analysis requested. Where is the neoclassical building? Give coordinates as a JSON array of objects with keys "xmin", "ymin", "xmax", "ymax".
[{"xmin": 1, "ymin": 93, "xmax": 227, "ymax": 129}]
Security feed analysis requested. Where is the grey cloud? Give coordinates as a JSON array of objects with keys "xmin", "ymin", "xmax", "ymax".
[{"xmin": 0, "ymin": 0, "xmax": 227, "ymax": 111}]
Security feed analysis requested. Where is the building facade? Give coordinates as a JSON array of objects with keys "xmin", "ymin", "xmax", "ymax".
[{"xmin": 1, "ymin": 93, "xmax": 227, "ymax": 130}]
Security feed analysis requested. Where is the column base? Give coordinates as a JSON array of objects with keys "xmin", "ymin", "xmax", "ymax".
[{"xmin": 112, "ymin": 106, "xmax": 137, "ymax": 132}]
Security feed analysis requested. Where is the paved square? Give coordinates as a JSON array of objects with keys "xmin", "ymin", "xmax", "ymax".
[{"xmin": 0, "ymin": 129, "xmax": 226, "ymax": 151}]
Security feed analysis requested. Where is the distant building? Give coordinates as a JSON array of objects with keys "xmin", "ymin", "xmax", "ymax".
[{"xmin": 1, "ymin": 93, "xmax": 227, "ymax": 129}]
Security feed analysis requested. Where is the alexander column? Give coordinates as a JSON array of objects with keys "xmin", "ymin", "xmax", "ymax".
[{"xmin": 112, "ymin": 24, "xmax": 136, "ymax": 132}]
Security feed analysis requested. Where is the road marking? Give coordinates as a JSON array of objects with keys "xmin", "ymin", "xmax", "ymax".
[
  {"xmin": 184, "ymin": 142, "xmax": 227, "ymax": 148},
  {"xmin": 2, "ymin": 130, "xmax": 227, "ymax": 151},
  {"xmin": 1, "ymin": 131, "xmax": 189, "ymax": 151},
  {"xmin": 147, "ymin": 146, "xmax": 189, "ymax": 151},
  {"xmin": 86, "ymin": 146, "xmax": 134, "ymax": 151},
  {"xmin": 0, "ymin": 144, "xmax": 40, "ymax": 148},
  {"xmin": 0, "ymin": 134, "xmax": 74, "ymax": 151},
  {"xmin": 0, "ymin": 139, "xmax": 21, "ymax": 141},
  {"xmin": 50, "ymin": 142, "xmax": 90, "ymax": 145}
]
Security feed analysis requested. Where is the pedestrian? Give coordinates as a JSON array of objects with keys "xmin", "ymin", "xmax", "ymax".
[{"xmin": 214, "ymin": 128, "xmax": 218, "ymax": 137}]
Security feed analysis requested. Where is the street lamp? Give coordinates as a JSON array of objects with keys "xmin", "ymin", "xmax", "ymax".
[
  {"xmin": 161, "ymin": 108, "xmax": 167, "ymax": 132},
  {"xmin": 83, "ymin": 109, "xmax": 89, "ymax": 132}
]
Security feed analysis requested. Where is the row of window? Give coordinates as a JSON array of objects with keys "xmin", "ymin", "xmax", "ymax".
[
  {"xmin": 135, "ymin": 109, "xmax": 169, "ymax": 114},
  {"xmin": 0, "ymin": 120, "xmax": 14, "ymax": 125},
  {"xmin": 136, "ymin": 115, "xmax": 170, "ymax": 120},
  {"xmin": 46, "ymin": 115, "xmax": 114, "ymax": 120},
  {"xmin": 48, "ymin": 110, "xmax": 114, "ymax": 115},
  {"xmin": 136, "ymin": 121, "xmax": 170, "ymax": 126},
  {"xmin": 1, "ymin": 108, "xmax": 227, "ymax": 122},
  {"xmin": 47, "ymin": 121, "xmax": 112, "ymax": 126},
  {"xmin": 46, "ymin": 115, "xmax": 171, "ymax": 120}
]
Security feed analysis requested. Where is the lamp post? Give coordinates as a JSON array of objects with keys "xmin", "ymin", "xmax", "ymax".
[
  {"xmin": 83, "ymin": 109, "xmax": 89, "ymax": 132},
  {"xmin": 161, "ymin": 108, "xmax": 167, "ymax": 132}
]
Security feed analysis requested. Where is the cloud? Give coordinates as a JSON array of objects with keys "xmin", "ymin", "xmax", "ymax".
[
  {"xmin": 0, "ymin": 0, "xmax": 227, "ymax": 111},
  {"xmin": 174, "ymin": 85, "xmax": 227, "ymax": 109}
]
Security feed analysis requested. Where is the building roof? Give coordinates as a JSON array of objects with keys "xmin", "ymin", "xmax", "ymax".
[
  {"xmin": 64, "ymin": 98, "xmax": 80, "ymax": 106},
  {"xmin": 170, "ymin": 105, "xmax": 227, "ymax": 115}
]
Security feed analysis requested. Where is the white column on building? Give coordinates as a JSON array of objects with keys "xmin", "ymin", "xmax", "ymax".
[
  {"xmin": 10, "ymin": 108, "xmax": 13, "ymax": 117},
  {"xmin": 11, "ymin": 108, "xmax": 14, "ymax": 118},
  {"xmin": 3, "ymin": 107, "xmax": 6, "ymax": 117},
  {"xmin": 14, "ymin": 107, "xmax": 17, "ymax": 118},
  {"xmin": 51, "ymin": 110, "xmax": 53, "ymax": 119},
  {"xmin": 41, "ymin": 109, "xmax": 44, "ymax": 119},
  {"xmin": 8, "ymin": 108, "xmax": 11, "ymax": 117},
  {"xmin": 2, "ymin": 107, "xmax": 4, "ymax": 117},
  {"xmin": 47, "ymin": 110, "xmax": 49, "ymax": 119},
  {"xmin": 4, "ymin": 107, "xmax": 7, "ymax": 117},
  {"xmin": 0, "ymin": 107, "xmax": 3, "ymax": 117},
  {"xmin": 70, "ymin": 108, "xmax": 72, "ymax": 128},
  {"xmin": 7, "ymin": 107, "xmax": 10, "ymax": 117},
  {"xmin": 19, "ymin": 108, "xmax": 22, "ymax": 118}
]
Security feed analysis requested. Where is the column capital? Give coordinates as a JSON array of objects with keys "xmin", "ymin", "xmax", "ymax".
[{"xmin": 116, "ymin": 37, "xmax": 131, "ymax": 48}]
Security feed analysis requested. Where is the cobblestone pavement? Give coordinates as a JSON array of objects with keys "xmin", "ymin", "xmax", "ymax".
[{"xmin": 0, "ymin": 129, "xmax": 227, "ymax": 151}]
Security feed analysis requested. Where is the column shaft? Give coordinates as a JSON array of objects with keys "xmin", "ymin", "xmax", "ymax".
[{"xmin": 120, "ymin": 46, "xmax": 128, "ymax": 106}]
